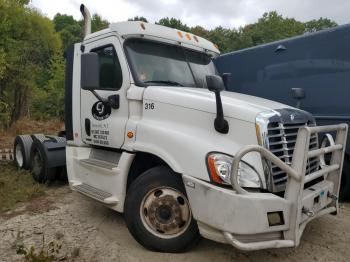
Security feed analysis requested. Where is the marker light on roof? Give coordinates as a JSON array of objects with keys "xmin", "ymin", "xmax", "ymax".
[
  {"xmin": 214, "ymin": 43, "xmax": 219, "ymax": 50},
  {"xmin": 193, "ymin": 35, "xmax": 199, "ymax": 42},
  {"xmin": 177, "ymin": 31, "xmax": 183, "ymax": 38},
  {"xmin": 185, "ymin": 33, "xmax": 191, "ymax": 40},
  {"xmin": 140, "ymin": 23, "xmax": 145, "ymax": 30}
]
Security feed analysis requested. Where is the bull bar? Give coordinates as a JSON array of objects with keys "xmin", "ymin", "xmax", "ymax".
[{"xmin": 223, "ymin": 124, "xmax": 348, "ymax": 250}]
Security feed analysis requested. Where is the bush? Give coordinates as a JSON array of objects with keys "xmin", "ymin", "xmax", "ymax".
[{"xmin": 16, "ymin": 234, "xmax": 62, "ymax": 262}]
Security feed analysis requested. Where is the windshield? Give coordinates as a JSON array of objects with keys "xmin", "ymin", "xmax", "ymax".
[{"xmin": 125, "ymin": 39, "xmax": 217, "ymax": 88}]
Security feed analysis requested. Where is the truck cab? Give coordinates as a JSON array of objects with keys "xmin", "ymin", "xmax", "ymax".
[{"xmin": 64, "ymin": 5, "xmax": 348, "ymax": 252}]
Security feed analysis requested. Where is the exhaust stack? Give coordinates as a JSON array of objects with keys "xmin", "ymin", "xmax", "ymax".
[{"xmin": 80, "ymin": 4, "xmax": 91, "ymax": 37}]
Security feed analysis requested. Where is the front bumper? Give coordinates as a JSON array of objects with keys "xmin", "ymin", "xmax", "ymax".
[
  {"xmin": 184, "ymin": 175, "xmax": 335, "ymax": 250},
  {"xmin": 184, "ymin": 124, "xmax": 347, "ymax": 251}
]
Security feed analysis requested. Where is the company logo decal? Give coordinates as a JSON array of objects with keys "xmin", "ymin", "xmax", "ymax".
[
  {"xmin": 290, "ymin": 114, "xmax": 295, "ymax": 121},
  {"xmin": 92, "ymin": 101, "xmax": 111, "ymax": 121}
]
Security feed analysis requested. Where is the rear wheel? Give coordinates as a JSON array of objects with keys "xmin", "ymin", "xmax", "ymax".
[
  {"xmin": 124, "ymin": 166, "xmax": 200, "ymax": 252},
  {"xmin": 30, "ymin": 140, "xmax": 57, "ymax": 183},
  {"xmin": 31, "ymin": 147, "xmax": 46, "ymax": 183},
  {"xmin": 13, "ymin": 135, "xmax": 33, "ymax": 169}
]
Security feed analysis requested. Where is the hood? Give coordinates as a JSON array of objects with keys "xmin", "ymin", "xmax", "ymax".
[{"xmin": 143, "ymin": 86, "xmax": 296, "ymax": 123}]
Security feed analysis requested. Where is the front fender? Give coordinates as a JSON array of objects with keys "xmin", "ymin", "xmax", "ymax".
[{"xmin": 133, "ymin": 100, "xmax": 263, "ymax": 182}]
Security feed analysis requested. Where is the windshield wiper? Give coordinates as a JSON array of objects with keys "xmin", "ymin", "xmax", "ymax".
[{"xmin": 144, "ymin": 80, "xmax": 183, "ymax": 86}]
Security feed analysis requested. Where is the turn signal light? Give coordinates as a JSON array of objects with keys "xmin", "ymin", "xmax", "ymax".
[
  {"xmin": 127, "ymin": 132, "xmax": 134, "ymax": 138},
  {"xmin": 255, "ymin": 124, "xmax": 262, "ymax": 145},
  {"xmin": 207, "ymin": 154, "xmax": 228, "ymax": 184}
]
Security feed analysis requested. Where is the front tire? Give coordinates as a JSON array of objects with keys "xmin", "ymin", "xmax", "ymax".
[{"xmin": 124, "ymin": 166, "xmax": 200, "ymax": 252}]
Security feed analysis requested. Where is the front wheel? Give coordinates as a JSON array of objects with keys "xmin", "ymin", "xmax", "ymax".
[{"xmin": 124, "ymin": 166, "xmax": 200, "ymax": 252}]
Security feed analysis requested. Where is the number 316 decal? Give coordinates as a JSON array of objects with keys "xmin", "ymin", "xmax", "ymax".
[{"xmin": 145, "ymin": 102, "xmax": 155, "ymax": 110}]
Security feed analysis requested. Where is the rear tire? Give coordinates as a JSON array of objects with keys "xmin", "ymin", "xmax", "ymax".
[
  {"xmin": 13, "ymin": 135, "xmax": 33, "ymax": 169},
  {"xmin": 124, "ymin": 166, "xmax": 200, "ymax": 252},
  {"xmin": 30, "ymin": 140, "xmax": 57, "ymax": 183},
  {"xmin": 340, "ymin": 156, "xmax": 350, "ymax": 201}
]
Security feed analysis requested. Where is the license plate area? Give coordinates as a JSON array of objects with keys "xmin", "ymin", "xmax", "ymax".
[{"xmin": 301, "ymin": 180, "xmax": 334, "ymax": 222}]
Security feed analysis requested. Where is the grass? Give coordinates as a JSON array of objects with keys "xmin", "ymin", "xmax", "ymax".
[{"xmin": 0, "ymin": 162, "xmax": 46, "ymax": 213}]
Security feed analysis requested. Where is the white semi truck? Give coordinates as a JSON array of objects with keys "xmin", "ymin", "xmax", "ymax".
[{"xmin": 13, "ymin": 5, "xmax": 348, "ymax": 253}]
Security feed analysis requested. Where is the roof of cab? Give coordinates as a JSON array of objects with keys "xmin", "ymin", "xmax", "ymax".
[{"xmin": 84, "ymin": 21, "xmax": 220, "ymax": 54}]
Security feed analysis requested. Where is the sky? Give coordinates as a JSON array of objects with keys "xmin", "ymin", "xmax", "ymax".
[{"xmin": 30, "ymin": 0, "xmax": 350, "ymax": 29}]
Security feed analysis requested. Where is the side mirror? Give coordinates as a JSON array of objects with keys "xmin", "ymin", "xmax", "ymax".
[
  {"xmin": 290, "ymin": 88, "xmax": 305, "ymax": 109},
  {"xmin": 81, "ymin": 52, "xmax": 99, "ymax": 91},
  {"xmin": 206, "ymin": 74, "xmax": 225, "ymax": 92},
  {"xmin": 222, "ymin": 73, "xmax": 231, "ymax": 89},
  {"xmin": 81, "ymin": 53, "xmax": 120, "ymax": 110},
  {"xmin": 206, "ymin": 75, "xmax": 229, "ymax": 134}
]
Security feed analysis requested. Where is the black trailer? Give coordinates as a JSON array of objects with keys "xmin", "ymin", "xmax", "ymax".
[{"xmin": 214, "ymin": 24, "xmax": 350, "ymax": 200}]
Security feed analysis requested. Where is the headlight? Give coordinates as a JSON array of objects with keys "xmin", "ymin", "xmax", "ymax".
[{"xmin": 207, "ymin": 153, "xmax": 262, "ymax": 188}]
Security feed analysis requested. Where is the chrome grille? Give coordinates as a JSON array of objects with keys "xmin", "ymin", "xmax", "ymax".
[{"xmin": 266, "ymin": 122, "xmax": 319, "ymax": 192}]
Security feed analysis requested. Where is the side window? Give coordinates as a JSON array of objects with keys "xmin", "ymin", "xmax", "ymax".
[{"xmin": 92, "ymin": 45, "xmax": 123, "ymax": 90}]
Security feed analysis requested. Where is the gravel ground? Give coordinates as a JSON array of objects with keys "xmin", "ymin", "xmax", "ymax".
[{"xmin": 0, "ymin": 185, "xmax": 349, "ymax": 262}]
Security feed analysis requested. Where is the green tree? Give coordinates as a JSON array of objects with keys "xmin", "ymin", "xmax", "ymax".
[
  {"xmin": 153, "ymin": 11, "xmax": 336, "ymax": 54},
  {"xmin": 31, "ymin": 54, "xmax": 65, "ymax": 120},
  {"xmin": 91, "ymin": 14, "xmax": 109, "ymax": 33},
  {"xmin": 304, "ymin": 18, "xmax": 337, "ymax": 33},
  {"xmin": 53, "ymin": 14, "xmax": 82, "ymax": 52},
  {"xmin": 53, "ymin": 13, "xmax": 109, "ymax": 52},
  {"xmin": 0, "ymin": 0, "xmax": 62, "ymax": 125},
  {"xmin": 128, "ymin": 16, "xmax": 148, "ymax": 22},
  {"xmin": 53, "ymin": 13, "xmax": 78, "ymax": 32},
  {"xmin": 190, "ymin": 26, "xmax": 209, "ymax": 39},
  {"xmin": 157, "ymin": 17, "xmax": 190, "ymax": 32},
  {"xmin": 242, "ymin": 11, "xmax": 305, "ymax": 47},
  {"xmin": 207, "ymin": 27, "xmax": 240, "ymax": 53},
  {"xmin": 0, "ymin": 45, "xmax": 5, "ymax": 80}
]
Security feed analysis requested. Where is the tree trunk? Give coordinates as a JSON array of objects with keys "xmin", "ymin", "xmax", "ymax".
[{"xmin": 10, "ymin": 86, "xmax": 29, "ymax": 123}]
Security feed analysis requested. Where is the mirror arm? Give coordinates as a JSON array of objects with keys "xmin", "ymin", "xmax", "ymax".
[
  {"xmin": 214, "ymin": 91, "xmax": 224, "ymax": 119},
  {"xmin": 91, "ymin": 90, "xmax": 107, "ymax": 104},
  {"xmin": 213, "ymin": 91, "xmax": 229, "ymax": 134},
  {"xmin": 91, "ymin": 90, "xmax": 119, "ymax": 110}
]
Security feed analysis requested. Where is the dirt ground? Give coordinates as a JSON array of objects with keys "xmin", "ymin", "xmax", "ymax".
[{"xmin": 0, "ymin": 185, "xmax": 349, "ymax": 262}]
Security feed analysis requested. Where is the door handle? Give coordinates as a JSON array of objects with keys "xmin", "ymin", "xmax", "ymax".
[{"xmin": 85, "ymin": 118, "xmax": 91, "ymax": 136}]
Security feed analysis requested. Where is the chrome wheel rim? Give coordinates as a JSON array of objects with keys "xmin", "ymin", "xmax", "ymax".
[
  {"xmin": 140, "ymin": 187, "xmax": 191, "ymax": 239},
  {"xmin": 15, "ymin": 144, "xmax": 23, "ymax": 167}
]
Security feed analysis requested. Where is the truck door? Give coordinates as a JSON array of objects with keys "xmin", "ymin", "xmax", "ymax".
[{"xmin": 80, "ymin": 36, "xmax": 129, "ymax": 149}]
